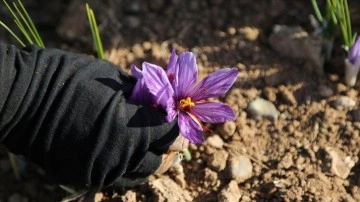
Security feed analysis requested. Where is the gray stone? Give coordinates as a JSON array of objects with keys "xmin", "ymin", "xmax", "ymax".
[
  {"xmin": 269, "ymin": 25, "xmax": 325, "ymax": 76},
  {"xmin": 318, "ymin": 85, "xmax": 334, "ymax": 98},
  {"xmin": 247, "ymin": 98, "xmax": 279, "ymax": 122},
  {"xmin": 331, "ymin": 96, "xmax": 356, "ymax": 110}
]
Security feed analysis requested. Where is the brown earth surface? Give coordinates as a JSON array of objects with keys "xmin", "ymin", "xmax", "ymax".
[{"xmin": 1, "ymin": 0, "xmax": 360, "ymax": 201}]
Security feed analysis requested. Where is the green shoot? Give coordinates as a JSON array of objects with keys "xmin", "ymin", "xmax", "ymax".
[
  {"xmin": 86, "ymin": 4, "xmax": 105, "ymax": 59},
  {"xmin": 0, "ymin": 0, "xmax": 44, "ymax": 48},
  {"xmin": 16, "ymin": 0, "xmax": 44, "ymax": 47},
  {"xmin": 0, "ymin": 21, "xmax": 25, "ymax": 47},
  {"xmin": 328, "ymin": 0, "xmax": 356, "ymax": 50},
  {"xmin": 311, "ymin": 0, "xmax": 324, "ymax": 23},
  {"xmin": 1, "ymin": 0, "xmax": 45, "ymax": 180}
]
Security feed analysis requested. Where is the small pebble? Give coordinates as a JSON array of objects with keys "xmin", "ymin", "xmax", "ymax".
[
  {"xmin": 331, "ymin": 96, "xmax": 356, "ymax": 110},
  {"xmin": 206, "ymin": 150, "xmax": 229, "ymax": 172},
  {"xmin": 318, "ymin": 85, "xmax": 334, "ymax": 98},
  {"xmin": 120, "ymin": 190, "xmax": 137, "ymax": 202},
  {"xmin": 247, "ymin": 98, "xmax": 279, "ymax": 122},
  {"xmin": 239, "ymin": 27, "xmax": 260, "ymax": 41},
  {"xmin": 279, "ymin": 86, "xmax": 297, "ymax": 105}
]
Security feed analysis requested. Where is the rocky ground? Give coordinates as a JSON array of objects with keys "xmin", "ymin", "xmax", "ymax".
[{"xmin": 1, "ymin": 0, "xmax": 360, "ymax": 201}]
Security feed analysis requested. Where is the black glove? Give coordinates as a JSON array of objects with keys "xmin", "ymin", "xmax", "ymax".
[{"xmin": 0, "ymin": 43, "xmax": 180, "ymax": 189}]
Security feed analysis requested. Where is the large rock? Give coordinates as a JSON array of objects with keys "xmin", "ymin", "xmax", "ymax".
[{"xmin": 269, "ymin": 25, "xmax": 324, "ymax": 76}]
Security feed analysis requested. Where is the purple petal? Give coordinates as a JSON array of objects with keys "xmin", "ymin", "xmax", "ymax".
[
  {"xmin": 349, "ymin": 36, "xmax": 360, "ymax": 65},
  {"xmin": 191, "ymin": 102, "xmax": 235, "ymax": 123},
  {"xmin": 190, "ymin": 68, "xmax": 238, "ymax": 101},
  {"xmin": 165, "ymin": 100, "xmax": 178, "ymax": 122},
  {"xmin": 131, "ymin": 64, "xmax": 143, "ymax": 79},
  {"xmin": 166, "ymin": 49, "xmax": 178, "ymax": 80},
  {"xmin": 142, "ymin": 62, "xmax": 174, "ymax": 110},
  {"xmin": 129, "ymin": 78, "xmax": 153, "ymax": 105},
  {"xmin": 173, "ymin": 52, "xmax": 198, "ymax": 99},
  {"xmin": 178, "ymin": 112, "xmax": 204, "ymax": 144}
]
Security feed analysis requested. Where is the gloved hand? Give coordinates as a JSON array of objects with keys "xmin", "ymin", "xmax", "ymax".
[{"xmin": 0, "ymin": 43, "xmax": 188, "ymax": 189}]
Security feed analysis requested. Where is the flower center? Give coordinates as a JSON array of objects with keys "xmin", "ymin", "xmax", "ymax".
[{"xmin": 179, "ymin": 97, "xmax": 195, "ymax": 111}]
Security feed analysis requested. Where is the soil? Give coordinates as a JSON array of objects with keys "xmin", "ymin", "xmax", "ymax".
[{"xmin": 1, "ymin": 0, "xmax": 360, "ymax": 201}]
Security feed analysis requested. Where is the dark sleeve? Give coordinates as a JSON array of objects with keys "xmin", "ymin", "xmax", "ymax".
[{"xmin": 0, "ymin": 43, "xmax": 179, "ymax": 188}]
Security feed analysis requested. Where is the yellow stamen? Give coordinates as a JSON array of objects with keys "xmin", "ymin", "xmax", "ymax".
[{"xmin": 179, "ymin": 97, "xmax": 195, "ymax": 110}]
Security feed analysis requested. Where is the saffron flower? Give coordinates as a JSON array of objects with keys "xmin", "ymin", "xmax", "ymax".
[
  {"xmin": 130, "ymin": 50, "xmax": 238, "ymax": 144},
  {"xmin": 345, "ymin": 36, "xmax": 360, "ymax": 87}
]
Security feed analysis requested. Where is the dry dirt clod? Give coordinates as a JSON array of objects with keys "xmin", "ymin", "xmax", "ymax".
[
  {"xmin": 247, "ymin": 98, "xmax": 279, "ymax": 122},
  {"xmin": 120, "ymin": 190, "xmax": 137, "ymax": 202},
  {"xmin": 169, "ymin": 164, "xmax": 187, "ymax": 188},
  {"xmin": 206, "ymin": 135, "xmax": 224, "ymax": 148},
  {"xmin": 279, "ymin": 86, "xmax": 297, "ymax": 106},
  {"xmin": 94, "ymin": 192, "xmax": 104, "ymax": 202},
  {"xmin": 227, "ymin": 155, "xmax": 253, "ymax": 183},
  {"xmin": 150, "ymin": 176, "xmax": 193, "ymax": 202},
  {"xmin": 217, "ymin": 121, "xmax": 236, "ymax": 139},
  {"xmin": 204, "ymin": 168, "xmax": 221, "ymax": 189},
  {"xmin": 325, "ymin": 147, "xmax": 355, "ymax": 179},
  {"xmin": 206, "ymin": 150, "xmax": 229, "ymax": 172},
  {"xmin": 239, "ymin": 26, "xmax": 260, "ymax": 41},
  {"xmin": 218, "ymin": 180, "xmax": 242, "ymax": 202},
  {"xmin": 278, "ymin": 153, "xmax": 293, "ymax": 169}
]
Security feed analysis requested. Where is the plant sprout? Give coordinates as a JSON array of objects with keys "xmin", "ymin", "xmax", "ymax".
[
  {"xmin": 86, "ymin": 3, "xmax": 105, "ymax": 59},
  {"xmin": 0, "ymin": 0, "xmax": 44, "ymax": 48},
  {"xmin": 0, "ymin": 0, "xmax": 105, "ymax": 184},
  {"xmin": 311, "ymin": 0, "xmax": 358, "ymax": 86}
]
